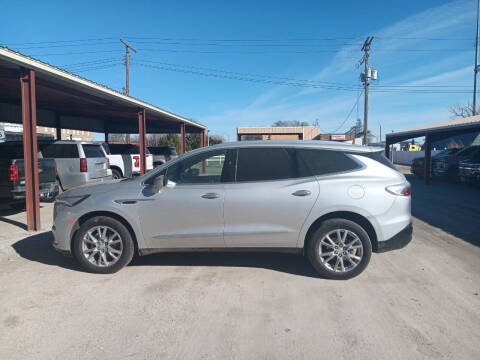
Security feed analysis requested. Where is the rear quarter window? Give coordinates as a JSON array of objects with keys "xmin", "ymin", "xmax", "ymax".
[
  {"xmin": 296, "ymin": 149, "xmax": 361, "ymax": 175},
  {"xmin": 357, "ymin": 151, "xmax": 397, "ymax": 170},
  {"xmin": 82, "ymin": 144, "xmax": 105, "ymax": 158}
]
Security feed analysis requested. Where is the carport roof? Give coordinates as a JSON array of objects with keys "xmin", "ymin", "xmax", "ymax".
[
  {"xmin": 0, "ymin": 46, "xmax": 205, "ymax": 133},
  {"xmin": 385, "ymin": 115, "xmax": 480, "ymax": 143}
]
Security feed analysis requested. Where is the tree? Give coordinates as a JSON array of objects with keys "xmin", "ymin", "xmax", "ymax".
[
  {"xmin": 272, "ymin": 120, "xmax": 310, "ymax": 127},
  {"xmin": 449, "ymin": 102, "xmax": 479, "ymax": 119},
  {"xmin": 186, "ymin": 133, "xmax": 201, "ymax": 151},
  {"xmin": 209, "ymin": 134, "xmax": 225, "ymax": 146},
  {"xmin": 108, "ymin": 134, "xmax": 128, "ymax": 143},
  {"xmin": 146, "ymin": 134, "xmax": 180, "ymax": 153},
  {"xmin": 345, "ymin": 119, "xmax": 363, "ymax": 135}
]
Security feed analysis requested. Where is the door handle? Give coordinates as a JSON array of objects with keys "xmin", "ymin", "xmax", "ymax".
[
  {"xmin": 201, "ymin": 193, "xmax": 220, "ymax": 199},
  {"xmin": 292, "ymin": 190, "xmax": 311, "ymax": 197}
]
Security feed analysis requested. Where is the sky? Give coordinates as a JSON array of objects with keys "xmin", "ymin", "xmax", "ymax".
[{"xmin": 0, "ymin": 0, "xmax": 477, "ymax": 141}]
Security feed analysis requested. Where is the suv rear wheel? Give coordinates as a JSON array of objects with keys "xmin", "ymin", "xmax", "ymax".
[
  {"xmin": 111, "ymin": 168, "xmax": 123, "ymax": 179},
  {"xmin": 72, "ymin": 216, "xmax": 134, "ymax": 274},
  {"xmin": 307, "ymin": 219, "xmax": 372, "ymax": 280}
]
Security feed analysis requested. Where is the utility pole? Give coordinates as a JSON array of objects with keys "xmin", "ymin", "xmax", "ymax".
[
  {"xmin": 120, "ymin": 38, "xmax": 136, "ymax": 95},
  {"xmin": 361, "ymin": 36, "xmax": 374, "ymax": 145},
  {"xmin": 473, "ymin": 0, "xmax": 480, "ymax": 116},
  {"xmin": 120, "ymin": 38, "xmax": 136, "ymax": 143}
]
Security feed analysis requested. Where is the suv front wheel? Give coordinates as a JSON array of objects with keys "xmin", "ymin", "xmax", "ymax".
[
  {"xmin": 307, "ymin": 219, "xmax": 372, "ymax": 280},
  {"xmin": 73, "ymin": 216, "xmax": 134, "ymax": 274}
]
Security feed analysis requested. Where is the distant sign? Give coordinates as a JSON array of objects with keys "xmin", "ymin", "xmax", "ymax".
[
  {"xmin": 331, "ymin": 134, "xmax": 347, "ymax": 141},
  {"xmin": 0, "ymin": 129, "xmax": 5, "ymax": 143}
]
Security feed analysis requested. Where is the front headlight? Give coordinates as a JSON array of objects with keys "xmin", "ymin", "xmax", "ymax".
[{"xmin": 55, "ymin": 194, "xmax": 90, "ymax": 207}]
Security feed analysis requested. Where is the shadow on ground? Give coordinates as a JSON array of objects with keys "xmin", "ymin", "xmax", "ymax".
[
  {"xmin": 406, "ymin": 174, "xmax": 480, "ymax": 247},
  {"xmin": 130, "ymin": 251, "xmax": 319, "ymax": 278},
  {"xmin": 12, "ymin": 231, "xmax": 319, "ymax": 278},
  {"xmin": 12, "ymin": 232, "xmax": 80, "ymax": 271}
]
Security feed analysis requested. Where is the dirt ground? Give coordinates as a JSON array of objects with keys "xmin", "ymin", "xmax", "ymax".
[{"xmin": 0, "ymin": 170, "xmax": 479, "ymax": 360}]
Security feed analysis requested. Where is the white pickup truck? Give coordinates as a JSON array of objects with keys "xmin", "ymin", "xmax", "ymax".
[{"xmin": 102, "ymin": 143, "xmax": 153, "ymax": 179}]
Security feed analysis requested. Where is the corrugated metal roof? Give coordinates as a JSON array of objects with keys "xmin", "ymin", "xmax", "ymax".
[
  {"xmin": 0, "ymin": 46, "xmax": 205, "ymax": 129},
  {"xmin": 386, "ymin": 115, "xmax": 480, "ymax": 138}
]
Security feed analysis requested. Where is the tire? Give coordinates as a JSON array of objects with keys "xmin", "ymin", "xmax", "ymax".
[
  {"xmin": 111, "ymin": 168, "xmax": 123, "ymax": 179},
  {"xmin": 72, "ymin": 216, "xmax": 135, "ymax": 274},
  {"xmin": 307, "ymin": 219, "xmax": 372, "ymax": 280}
]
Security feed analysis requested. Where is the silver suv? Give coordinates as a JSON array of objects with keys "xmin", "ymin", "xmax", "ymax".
[
  {"xmin": 52, "ymin": 141, "xmax": 412, "ymax": 279},
  {"xmin": 41, "ymin": 140, "xmax": 112, "ymax": 190}
]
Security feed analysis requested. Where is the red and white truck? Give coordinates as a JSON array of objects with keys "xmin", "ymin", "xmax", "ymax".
[{"xmin": 102, "ymin": 143, "xmax": 153, "ymax": 179}]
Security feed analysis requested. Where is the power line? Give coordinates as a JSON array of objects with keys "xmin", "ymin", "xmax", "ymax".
[
  {"xmin": 331, "ymin": 89, "xmax": 364, "ymax": 133},
  {"xmin": 134, "ymin": 58, "xmax": 471, "ymax": 89},
  {"xmin": 131, "ymin": 61, "xmax": 472, "ymax": 93}
]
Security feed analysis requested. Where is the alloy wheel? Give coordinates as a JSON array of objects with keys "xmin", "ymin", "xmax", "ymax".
[
  {"xmin": 82, "ymin": 226, "xmax": 123, "ymax": 267},
  {"xmin": 318, "ymin": 229, "xmax": 364, "ymax": 273}
]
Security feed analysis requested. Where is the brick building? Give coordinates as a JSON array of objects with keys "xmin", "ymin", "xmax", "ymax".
[{"xmin": 1, "ymin": 122, "xmax": 93, "ymax": 141}]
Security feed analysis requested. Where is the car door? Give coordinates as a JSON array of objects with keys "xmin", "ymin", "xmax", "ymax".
[
  {"xmin": 138, "ymin": 148, "xmax": 235, "ymax": 249},
  {"xmin": 223, "ymin": 147, "xmax": 319, "ymax": 248}
]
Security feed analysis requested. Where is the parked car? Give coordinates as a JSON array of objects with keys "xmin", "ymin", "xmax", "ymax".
[
  {"xmin": 102, "ymin": 143, "xmax": 153, "ymax": 179},
  {"xmin": 53, "ymin": 141, "xmax": 412, "ymax": 279},
  {"xmin": 0, "ymin": 141, "xmax": 58, "ymax": 205},
  {"xmin": 148, "ymin": 146, "xmax": 178, "ymax": 167},
  {"xmin": 432, "ymin": 145, "xmax": 480, "ymax": 180},
  {"xmin": 457, "ymin": 151, "xmax": 480, "ymax": 185},
  {"xmin": 411, "ymin": 148, "xmax": 461, "ymax": 178},
  {"xmin": 41, "ymin": 141, "xmax": 112, "ymax": 190}
]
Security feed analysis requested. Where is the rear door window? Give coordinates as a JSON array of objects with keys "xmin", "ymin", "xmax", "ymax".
[
  {"xmin": 236, "ymin": 148, "xmax": 297, "ymax": 182},
  {"xmin": 82, "ymin": 144, "xmax": 105, "ymax": 158},
  {"xmin": 41, "ymin": 144, "xmax": 79, "ymax": 158}
]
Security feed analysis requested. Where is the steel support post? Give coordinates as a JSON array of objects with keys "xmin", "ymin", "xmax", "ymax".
[
  {"xmin": 201, "ymin": 129, "xmax": 206, "ymax": 147},
  {"xmin": 384, "ymin": 140, "xmax": 390, "ymax": 160},
  {"xmin": 180, "ymin": 123, "xmax": 186, "ymax": 154},
  {"xmin": 138, "ymin": 109, "xmax": 146, "ymax": 175},
  {"xmin": 424, "ymin": 134, "xmax": 432, "ymax": 185},
  {"xmin": 20, "ymin": 69, "xmax": 40, "ymax": 231},
  {"xmin": 55, "ymin": 113, "xmax": 61, "ymax": 140}
]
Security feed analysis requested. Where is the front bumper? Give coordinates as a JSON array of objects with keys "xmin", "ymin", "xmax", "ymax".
[{"xmin": 376, "ymin": 223, "xmax": 413, "ymax": 253}]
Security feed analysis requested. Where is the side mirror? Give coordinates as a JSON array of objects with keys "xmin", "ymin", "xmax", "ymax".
[{"xmin": 151, "ymin": 175, "xmax": 165, "ymax": 194}]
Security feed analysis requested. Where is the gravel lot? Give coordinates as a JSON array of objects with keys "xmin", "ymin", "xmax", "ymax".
[{"xmin": 0, "ymin": 170, "xmax": 479, "ymax": 360}]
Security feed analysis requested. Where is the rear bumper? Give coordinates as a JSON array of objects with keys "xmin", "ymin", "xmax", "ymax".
[
  {"xmin": 11, "ymin": 182, "xmax": 59, "ymax": 200},
  {"xmin": 376, "ymin": 223, "xmax": 413, "ymax": 253}
]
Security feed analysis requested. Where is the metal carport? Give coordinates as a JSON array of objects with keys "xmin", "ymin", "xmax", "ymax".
[
  {"xmin": 0, "ymin": 47, "xmax": 206, "ymax": 230},
  {"xmin": 385, "ymin": 115, "xmax": 480, "ymax": 185}
]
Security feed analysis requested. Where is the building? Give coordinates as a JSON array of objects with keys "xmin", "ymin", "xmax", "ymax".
[
  {"xmin": 237, "ymin": 126, "xmax": 321, "ymax": 141},
  {"xmin": 1, "ymin": 122, "xmax": 93, "ymax": 141},
  {"xmin": 318, "ymin": 133, "xmax": 355, "ymax": 142}
]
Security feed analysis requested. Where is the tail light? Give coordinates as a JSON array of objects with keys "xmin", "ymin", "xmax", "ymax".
[
  {"xmin": 54, "ymin": 161, "xmax": 58, "ymax": 176},
  {"xmin": 8, "ymin": 164, "xmax": 19, "ymax": 182},
  {"xmin": 133, "ymin": 156, "xmax": 139, "ymax": 168},
  {"xmin": 386, "ymin": 183, "xmax": 411, "ymax": 196},
  {"xmin": 106, "ymin": 158, "xmax": 110, "ymax": 169},
  {"xmin": 80, "ymin": 158, "xmax": 88, "ymax": 172}
]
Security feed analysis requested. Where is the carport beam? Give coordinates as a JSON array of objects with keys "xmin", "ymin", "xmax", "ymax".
[
  {"xmin": 424, "ymin": 134, "xmax": 432, "ymax": 185},
  {"xmin": 138, "ymin": 109, "xmax": 146, "ymax": 175},
  {"xmin": 180, "ymin": 123, "xmax": 185, "ymax": 154},
  {"xmin": 20, "ymin": 69, "xmax": 41, "ymax": 231}
]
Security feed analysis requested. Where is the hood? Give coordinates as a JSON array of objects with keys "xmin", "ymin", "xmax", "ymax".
[{"xmin": 59, "ymin": 178, "xmax": 132, "ymax": 198}]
